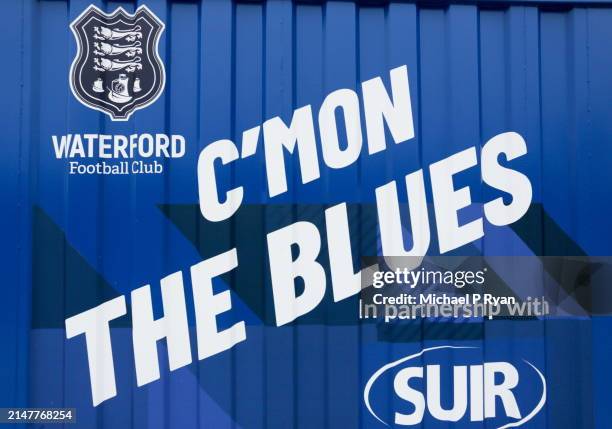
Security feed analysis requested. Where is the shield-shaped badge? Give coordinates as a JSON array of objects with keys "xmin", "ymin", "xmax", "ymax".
[{"xmin": 70, "ymin": 5, "xmax": 165, "ymax": 121}]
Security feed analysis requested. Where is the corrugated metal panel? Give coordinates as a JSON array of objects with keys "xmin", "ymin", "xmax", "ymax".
[{"xmin": 2, "ymin": 0, "xmax": 612, "ymax": 428}]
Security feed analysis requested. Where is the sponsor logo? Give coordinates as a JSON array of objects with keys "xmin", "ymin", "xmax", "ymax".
[
  {"xmin": 70, "ymin": 5, "xmax": 165, "ymax": 120},
  {"xmin": 364, "ymin": 345, "xmax": 546, "ymax": 428}
]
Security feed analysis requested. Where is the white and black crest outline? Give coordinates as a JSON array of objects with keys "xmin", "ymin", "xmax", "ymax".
[{"xmin": 70, "ymin": 5, "xmax": 165, "ymax": 121}]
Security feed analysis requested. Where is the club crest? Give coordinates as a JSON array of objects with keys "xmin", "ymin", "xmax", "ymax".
[{"xmin": 70, "ymin": 5, "xmax": 165, "ymax": 121}]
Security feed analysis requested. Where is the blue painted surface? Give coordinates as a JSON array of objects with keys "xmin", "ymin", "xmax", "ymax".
[{"xmin": 2, "ymin": 0, "xmax": 612, "ymax": 428}]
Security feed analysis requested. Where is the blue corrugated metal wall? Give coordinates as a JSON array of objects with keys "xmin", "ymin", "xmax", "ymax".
[{"xmin": 2, "ymin": 0, "xmax": 612, "ymax": 428}]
